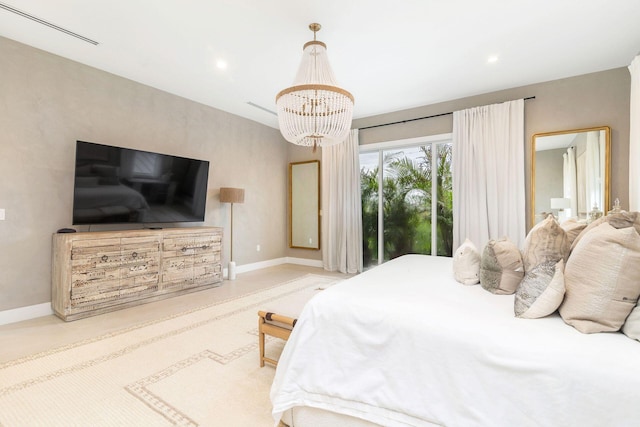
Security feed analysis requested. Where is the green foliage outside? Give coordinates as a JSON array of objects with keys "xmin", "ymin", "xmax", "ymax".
[{"xmin": 361, "ymin": 144, "xmax": 453, "ymax": 268}]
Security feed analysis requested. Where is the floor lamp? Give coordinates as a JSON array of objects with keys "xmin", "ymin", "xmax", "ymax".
[{"xmin": 219, "ymin": 187, "xmax": 245, "ymax": 280}]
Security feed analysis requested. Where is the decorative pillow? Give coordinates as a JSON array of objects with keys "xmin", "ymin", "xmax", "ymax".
[
  {"xmin": 559, "ymin": 218, "xmax": 587, "ymax": 247},
  {"xmin": 569, "ymin": 216, "xmax": 606, "ymax": 252},
  {"xmin": 622, "ymin": 305, "xmax": 640, "ymax": 341},
  {"xmin": 514, "ymin": 260, "xmax": 565, "ymax": 318},
  {"xmin": 605, "ymin": 211, "xmax": 640, "ymax": 234},
  {"xmin": 479, "ymin": 238, "xmax": 524, "ymax": 295},
  {"xmin": 522, "ymin": 214, "xmax": 570, "ymax": 272},
  {"xmin": 568, "ymin": 212, "xmax": 640, "ymax": 253},
  {"xmin": 559, "ymin": 222, "xmax": 640, "ymax": 333},
  {"xmin": 453, "ymin": 239, "xmax": 481, "ymax": 285}
]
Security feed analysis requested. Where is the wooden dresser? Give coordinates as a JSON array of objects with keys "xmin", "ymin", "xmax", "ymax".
[{"xmin": 52, "ymin": 227, "xmax": 223, "ymax": 321}]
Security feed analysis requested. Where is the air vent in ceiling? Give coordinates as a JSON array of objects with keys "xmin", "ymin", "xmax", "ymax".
[
  {"xmin": 246, "ymin": 102, "xmax": 277, "ymax": 116},
  {"xmin": 0, "ymin": 2, "xmax": 99, "ymax": 45}
]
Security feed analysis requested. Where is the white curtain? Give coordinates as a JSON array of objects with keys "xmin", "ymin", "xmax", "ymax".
[
  {"xmin": 563, "ymin": 147, "xmax": 578, "ymax": 219},
  {"xmin": 321, "ymin": 129, "xmax": 363, "ymax": 274},
  {"xmin": 585, "ymin": 131, "xmax": 605, "ymax": 212},
  {"xmin": 630, "ymin": 54, "xmax": 640, "ymax": 211},
  {"xmin": 452, "ymin": 99, "xmax": 525, "ymax": 251}
]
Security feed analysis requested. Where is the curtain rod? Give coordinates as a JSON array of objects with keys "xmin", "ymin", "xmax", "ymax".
[{"xmin": 358, "ymin": 96, "xmax": 536, "ymax": 131}]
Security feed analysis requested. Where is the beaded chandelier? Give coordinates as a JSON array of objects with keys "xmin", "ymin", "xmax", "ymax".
[{"xmin": 276, "ymin": 23, "xmax": 354, "ymax": 150}]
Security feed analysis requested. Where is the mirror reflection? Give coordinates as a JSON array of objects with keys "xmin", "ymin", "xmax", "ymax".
[
  {"xmin": 531, "ymin": 126, "xmax": 610, "ymax": 227},
  {"xmin": 289, "ymin": 160, "xmax": 320, "ymax": 249}
]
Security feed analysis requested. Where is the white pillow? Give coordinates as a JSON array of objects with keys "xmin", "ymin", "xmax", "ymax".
[
  {"xmin": 622, "ymin": 305, "xmax": 640, "ymax": 341},
  {"xmin": 453, "ymin": 238, "xmax": 480, "ymax": 285}
]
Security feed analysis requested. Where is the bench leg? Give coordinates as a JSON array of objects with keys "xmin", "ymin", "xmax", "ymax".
[{"xmin": 259, "ymin": 316, "xmax": 266, "ymax": 367}]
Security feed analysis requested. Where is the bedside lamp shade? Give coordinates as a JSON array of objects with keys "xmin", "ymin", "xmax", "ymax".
[
  {"xmin": 220, "ymin": 187, "xmax": 244, "ymax": 280},
  {"xmin": 550, "ymin": 198, "xmax": 571, "ymax": 210}
]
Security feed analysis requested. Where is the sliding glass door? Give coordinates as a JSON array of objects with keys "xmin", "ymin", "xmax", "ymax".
[{"xmin": 361, "ymin": 136, "xmax": 453, "ymax": 268}]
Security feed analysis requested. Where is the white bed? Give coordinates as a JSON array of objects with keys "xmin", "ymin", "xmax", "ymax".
[{"xmin": 271, "ymin": 254, "xmax": 640, "ymax": 427}]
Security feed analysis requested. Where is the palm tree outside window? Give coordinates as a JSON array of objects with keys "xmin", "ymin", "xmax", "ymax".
[{"xmin": 360, "ymin": 136, "xmax": 453, "ymax": 269}]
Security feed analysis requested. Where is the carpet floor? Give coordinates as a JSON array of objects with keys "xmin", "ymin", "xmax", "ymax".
[{"xmin": 0, "ymin": 274, "xmax": 340, "ymax": 426}]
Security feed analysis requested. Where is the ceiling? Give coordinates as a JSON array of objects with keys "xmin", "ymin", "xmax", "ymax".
[{"xmin": 1, "ymin": 0, "xmax": 639, "ymax": 130}]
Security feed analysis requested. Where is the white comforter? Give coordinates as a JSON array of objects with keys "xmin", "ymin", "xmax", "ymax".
[{"xmin": 271, "ymin": 255, "xmax": 640, "ymax": 427}]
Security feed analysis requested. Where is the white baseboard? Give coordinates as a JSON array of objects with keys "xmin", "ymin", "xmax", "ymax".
[
  {"xmin": 2, "ymin": 257, "xmax": 324, "ymax": 326},
  {"xmin": 285, "ymin": 257, "xmax": 324, "ymax": 268},
  {"xmin": 223, "ymin": 257, "xmax": 323, "ymax": 278},
  {"xmin": 237, "ymin": 257, "xmax": 289, "ymax": 274},
  {"xmin": 0, "ymin": 302, "xmax": 54, "ymax": 326}
]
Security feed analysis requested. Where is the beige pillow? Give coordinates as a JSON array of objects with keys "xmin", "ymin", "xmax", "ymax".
[
  {"xmin": 522, "ymin": 215, "xmax": 570, "ymax": 272},
  {"xmin": 480, "ymin": 238, "xmax": 524, "ymax": 295},
  {"xmin": 605, "ymin": 211, "xmax": 640, "ymax": 233},
  {"xmin": 569, "ymin": 216, "xmax": 606, "ymax": 252},
  {"xmin": 453, "ymin": 238, "xmax": 481, "ymax": 285},
  {"xmin": 560, "ymin": 218, "xmax": 587, "ymax": 247},
  {"xmin": 569, "ymin": 212, "xmax": 640, "ymax": 253},
  {"xmin": 559, "ymin": 222, "xmax": 640, "ymax": 333},
  {"xmin": 514, "ymin": 260, "xmax": 565, "ymax": 318},
  {"xmin": 622, "ymin": 305, "xmax": 640, "ymax": 341}
]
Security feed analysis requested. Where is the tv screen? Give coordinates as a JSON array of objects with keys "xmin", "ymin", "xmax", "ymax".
[{"xmin": 73, "ymin": 141, "xmax": 209, "ymax": 225}]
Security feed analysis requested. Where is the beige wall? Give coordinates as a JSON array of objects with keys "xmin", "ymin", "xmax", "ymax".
[
  {"xmin": 353, "ymin": 67, "xmax": 631, "ymax": 228},
  {"xmin": 0, "ymin": 37, "xmax": 289, "ymax": 311}
]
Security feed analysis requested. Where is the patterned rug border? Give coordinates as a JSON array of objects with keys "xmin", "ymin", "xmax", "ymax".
[
  {"xmin": 0, "ymin": 273, "xmax": 337, "ymax": 370},
  {"xmin": 0, "ymin": 274, "xmax": 338, "ymax": 398},
  {"xmin": 124, "ymin": 338, "xmax": 275, "ymax": 427}
]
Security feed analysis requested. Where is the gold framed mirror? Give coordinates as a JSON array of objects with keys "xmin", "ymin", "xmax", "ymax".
[
  {"xmin": 289, "ymin": 160, "xmax": 320, "ymax": 250},
  {"xmin": 531, "ymin": 126, "xmax": 610, "ymax": 228}
]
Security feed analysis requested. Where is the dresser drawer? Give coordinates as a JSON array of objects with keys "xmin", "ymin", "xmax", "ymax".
[
  {"xmin": 120, "ymin": 258, "xmax": 160, "ymax": 279},
  {"xmin": 118, "ymin": 275, "xmax": 159, "ymax": 299},
  {"xmin": 193, "ymin": 264, "xmax": 222, "ymax": 286},
  {"xmin": 71, "ymin": 266, "xmax": 120, "ymax": 285},
  {"xmin": 71, "ymin": 248, "xmax": 123, "ymax": 269},
  {"xmin": 163, "ymin": 233, "xmax": 221, "ymax": 256},
  {"xmin": 70, "ymin": 279, "xmax": 120, "ymax": 306},
  {"xmin": 121, "ymin": 238, "xmax": 161, "ymax": 263}
]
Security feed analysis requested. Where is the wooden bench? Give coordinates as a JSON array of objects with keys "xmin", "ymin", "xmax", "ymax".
[
  {"xmin": 258, "ymin": 284, "xmax": 333, "ymax": 367},
  {"xmin": 258, "ymin": 311, "xmax": 297, "ymax": 367}
]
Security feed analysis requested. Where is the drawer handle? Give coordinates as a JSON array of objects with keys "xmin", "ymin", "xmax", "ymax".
[
  {"xmin": 181, "ymin": 247, "xmax": 187, "ymax": 252},
  {"xmin": 132, "ymin": 252, "xmax": 138, "ymax": 259},
  {"xmin": 101, "ymin": 255, "xmax": 108, "ymax": 262},
  {"xmin": 201, "ymin": 245, "xmax": 208, "ymax": 250}
]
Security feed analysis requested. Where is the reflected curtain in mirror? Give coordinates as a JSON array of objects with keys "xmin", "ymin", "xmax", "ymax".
[
  {"xmin": 531, "ymin": 126, "xmax": 610, "ymax": 227},
  {"xmin": 289, "ymin": 160, "xmax": 320, "ymax": 249}
]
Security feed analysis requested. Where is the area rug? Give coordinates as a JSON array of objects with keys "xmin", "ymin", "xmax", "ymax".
[{"xmin": 0, "ymin": 274, "xmax": 340, "ymax": 426}]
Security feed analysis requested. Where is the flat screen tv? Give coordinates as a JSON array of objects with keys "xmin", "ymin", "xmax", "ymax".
[{"xmin": 73, "ymin": 141, "xmax": 209, "ymax": 225}]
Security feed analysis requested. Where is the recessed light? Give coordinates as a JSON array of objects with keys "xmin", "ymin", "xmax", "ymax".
[
  {"xmin": 487, "ymin": 55, "xmax": 499, "ymax": 64},
  {"xmin": 216, "ymin": 59, "xmax": 228, "ymax": 70}
]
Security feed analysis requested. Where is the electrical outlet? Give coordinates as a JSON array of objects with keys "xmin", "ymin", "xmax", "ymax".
[
  {"xmin": 0, "ymin": 209, "xmax": 5, "ymax": 221},
  {"xmin": 256, "ymin": 244, "xmax": 261, "ymax": 252}
]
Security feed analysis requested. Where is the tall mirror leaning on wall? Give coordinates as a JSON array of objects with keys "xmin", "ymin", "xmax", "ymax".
[
  {"xmin": 289, "ymin": 160, "xmax": 320, "ymax": 250},
  {"xmin": 531, "ymin": 126, "xmax": 610, "ymax": 228}
]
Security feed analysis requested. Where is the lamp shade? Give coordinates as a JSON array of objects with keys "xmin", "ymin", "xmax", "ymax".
[
  {"xmin": 550, "ymin": 198, "xmax": 571, "ymax": 209},
  {"xmin": 219, "ymin": 188, "xmax": 245, "ymax": 204}
]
